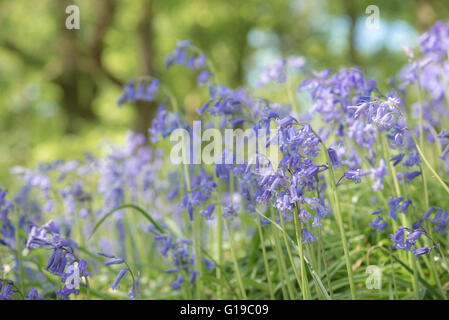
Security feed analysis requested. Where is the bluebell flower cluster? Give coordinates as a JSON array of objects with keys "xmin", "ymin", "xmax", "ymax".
[
  {"xmin": 117, "ymin": 79, "xmax": 159, "ymax": 106},
  {"xmin": 26, "ymin": 220, "xmax": 89, "ymax": 299},
  {"xmin": 165, "ymin": 40, "xmax": 210, "ymax": 85},
  {"xmin": 390, "ymin": 227, "xmax": 439, "ymax": 257}
]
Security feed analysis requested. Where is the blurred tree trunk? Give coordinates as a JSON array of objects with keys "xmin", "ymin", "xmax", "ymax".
[
  {"xmin": 134, "ymin": 0, "xmax": 157, "ymax": 136},
  {"xmin": 56, "ymin": 0, "xmax": 98, "ymax": 133},
  {"xmin": 343, "ymin": 0, "xmax": 359, "ymax": 66},
  {"xmin": 234, "ymin": 21, "xmax": 251, "ymax": 86}
]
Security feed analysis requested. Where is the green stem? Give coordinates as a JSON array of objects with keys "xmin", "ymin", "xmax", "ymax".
[
  {"xmin": 312, "ymin": 128, "xmax": 356, "ymax": 299},
  {"xmin": 223, "ymin": 220, "xmax": 247, "ymax": 299},
  {"xmin": 215, "ymin": 180, "xmax": 224, "ymax": 299},
  {"xmin": 278, "ymin": 210, "xmax": 303, "ymax": 297},
  {"xmin": 256, "ymin": 217, "xmax": 275, "ymax": 299},
  {"xmin": 270, "ymin": 207, "xmax": 295, "ymax": 299},
  {"xmin": 192, "ymin": 207, "xmax": 204, "ymax": 299},
  {"xmin": 389, "ymin": 251, "xmax": 398, "ymax": 300},
  {"xmin": 380, "ymin": 134, "xmax": 401, "ymax": 198},
  {"xmin": 14, "ymin": 207, "xmax": 25, "ymax": 294},
  {"xmin": 216, "ymin": 213, "xmax": 224, "ymax": 299},
  {"xmin": 293, "ymin": 209, "xmax": 311, "ymax": 300},
  {"xmin": 123, "ymin": 260, "xmax": 138, "ymax": 299},
  {"xmin": 319, "ymin": 228, "xmax": 334, "ymax": 299}
]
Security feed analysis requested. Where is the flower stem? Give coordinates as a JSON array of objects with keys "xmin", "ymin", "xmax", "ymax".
[
  {"xmin": 312, "ymin": 128, "xmax": 357, "ymax": 299},
  {"xmin": 293, "ymin": 207, "xmax": 311, "ymax": 300},
  {"xmin": 270, "ymin": 207, "xmax": 295, "ymax": 299},
  {"xmin": 256, "ymin": 217, "xmax": 275, "ymax": 299},
  {"xmin": 278, "ymin": 210, "xmax": 303, "ymax": 298},
  {"xmin": 223, "ymin": 220, "xmax": 247, "ymax": 299},
  {"xmin": 380, "ymin": 134, "xmax": 401, "ymax": 198},
  {"xmin": 13, "ymin": 206, "xmax": 25, "ymax": 294},
  {"xmin": 318, "ymin": 228, "xmax": 334, "ymax": 299}
]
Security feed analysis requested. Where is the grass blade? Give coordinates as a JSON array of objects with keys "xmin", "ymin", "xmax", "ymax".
[{"xmin": 88, "ymin": 203, "xmax": 165, "ymax": 240}]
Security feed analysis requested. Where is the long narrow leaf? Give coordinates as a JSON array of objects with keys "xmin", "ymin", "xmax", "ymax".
[{"xmin": 89, "ymin": 204, "xmax": 165, "ymax": 240}]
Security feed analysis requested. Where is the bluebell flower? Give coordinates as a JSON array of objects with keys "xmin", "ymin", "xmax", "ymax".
[
  {"xmin": 388, "ymin": 197, "xmax": 411, "ymax": 220},
  {"xmin": 301, "ymin": 229, "xmax": 316, "ymax": 244},
  {"xmin": 98, "ymin": 252, "xmax": 115, "ymax": 259},
  {"xmin": 170, "ymin": 274, "xmax": 183, "ymax": 290},
  {"xmin": 54, "ymin": 286, "xmax": 77, "ymax": 300},
  {"xmin": 197, "ymin": 70, "xmax": 210, "ymax": 84},
  {"xmin": 259, "ymin": 58, "xmax": 287, "ymax": 86},
  {"xmin": 419, "ymin": 21, "xmax": 449, "ymax": 60},
  {"xmin": 327, "ymin": 148, "xmax": 340, "ymax": 166},
  {"xmin": 390, "ymin": 228, "xmax": 413, "ymax": 251},
  {"xmin": 413, "ymin": 244, "xmax": 440, "ymax": 257},
  {"xmin": 369, "ymin": 158, "xmax": 387, "ymax": 191},
  {"xmin": 0, "ymin": 281, "xmax": 14, "ymax": 300},
  {"xmin": 287, "ymin": 56, "xmax": 306, "ymax": 70},
  {"xmin": 104, "ymin": 258, "xmax": 125, "ymax": 266},
  {"xmin": 200, "ymin": 204, "xmax": 215, "ymax": 220},
  {"xmin": 204, "ymin": 258, "xmax": 215, "ymax": 271},
  {"xmin": 413, "ymin": 247, "xmax": 430, "ymax": 257},
  {"xmin": 298, "ymin": 208, "xmax": 312, "ymax": 223},
  {"xmin": 390, "ymin": 226, "xmax": 426, "ymax": 254},
  {"xmin": 404, "ymin": 171, "xmax": 421, "ymax": 183},
  {"xmin": 111, "ymin": 268, "xmax": 128, "ymax": 290},
  {"xmin": 390, "ymin": 153, "xmax": 405, "ymax": 166},
  {"xmin": 370, "ymin": 216, "xmax": 387, "ymax": 233},
  {"xmin": 339, "ymin": 169, "xmax": 364, "ymax": 184},
  {"xmin": 189, "ymin": 269, "xmax": 199, "ymax": 284},
  {"xmin": 259, "ymin": 216, "xmax": 271, "ymax": 227},
  {"xmin": 430, "ymin": 209, "xmax": 449, "ymax": 234},
  {"xmin": 25, "ymin": 288, "xmax": 43, "ymax": 300},
  {"xmin": 194, "ymin": 55, "xmax": 207, "ymax": 69},
  {"xmin": 403, "ymin": 153, "xmax": 421, "ymax": 167},
  {"xmin": 222, "ymin": 204, "xmax": 239, "ymax": 219}
]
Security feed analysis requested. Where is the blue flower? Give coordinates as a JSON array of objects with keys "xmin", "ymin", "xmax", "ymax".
[
  {"xmin": 339, "ymin": 169, "xmax": 364, "ymax": 184},
  {"xmin": 430, "ymin": 209, "xmax": 449, "ymax": 234},
  {"xmin": 390, "ymin": 153, "xmax": 405, "ymax": 166},
  {"xmin": 404, "ymin": 171, "xmax": 421, "ymax": 183},
  {"xmin": 111, "ymin": 268, "xmax": 128, "ymax": 290},
  {"xmin": 25, "ymin": 288, "xmax": 43, "ymax": 300},
  {"xmin": 197, "ymin": 70, "xmax": 210, "ymax": 85},
  {"xmin": 388, "ymin": 197, "xmax": 411, "ymax": 220},
  {"xmin": 403, "ymin": 153, "xmax": 421, "ymax": 167},
  {"xmin": 170, "ymin": 274, "xmax": 183, "ymax": 290},
  {"xmin": 204, "ymin": 258, "xmax": 215, "ymax": 271},
  {"xmin": 327, "ymin": 148, "xmax": 340, "ymax": 166},
  {"xmin": 0, "ymin": 281, "xmax": 13, "ymax": 300},
  {"xmin": 301, "ymin": 229, "xmax": 316, "ymax": 244},
  {"xmin": 200, "ymin": 204, "xmax": 215, "ymax": 220},
  {"xmin": 370, "ymin": 216, "xmax": 387, "ymax": 233},
  {"xmin": 390, "ymin": 227, "xmax": 426, "ymax": 253}
]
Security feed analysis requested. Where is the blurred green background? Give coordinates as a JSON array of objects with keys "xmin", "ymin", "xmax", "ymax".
[{"xmin": 0, "ymin": 0, "xmax": 447, "ymax": 185}]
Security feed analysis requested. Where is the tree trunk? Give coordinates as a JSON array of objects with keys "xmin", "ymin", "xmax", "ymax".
[
  {"xmin": 134, "ymin": 0, "xmax": 157, "ymax": 136},
  {"xmin": 56, "ymin": 0, "xmax": 98, "ymax": 133}
]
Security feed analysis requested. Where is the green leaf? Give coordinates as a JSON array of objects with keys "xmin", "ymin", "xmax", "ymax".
[
  {"xmin": 242, "ymin": 277, "xmax": 268, "ymax": 291},
  {"xmin": 88, "ymin": 203, "xmax": 165, "ymax": 240}
]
